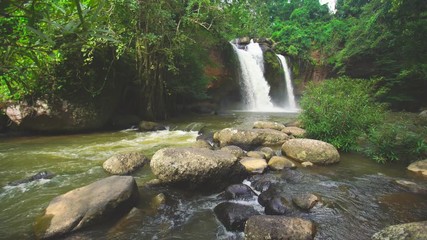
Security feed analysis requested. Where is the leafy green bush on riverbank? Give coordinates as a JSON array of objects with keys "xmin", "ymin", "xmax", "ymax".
[{"xmin": 299, "ymin": 77, "xmax": 385, "ymax": 152}]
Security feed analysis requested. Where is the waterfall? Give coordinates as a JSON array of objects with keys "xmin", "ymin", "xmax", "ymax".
[
  {"xmin": 231, "ymin": 40, "xmax": 274, "ymax": 111},
  {"xmin": 276, "ymin": 54, "xmax": 297, "ymax": 110}
]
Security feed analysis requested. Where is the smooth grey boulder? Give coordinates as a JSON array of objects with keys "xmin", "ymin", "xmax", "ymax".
[
  {"xmin": 150, "ymin": 147, "xmax": 243, "ymax": 189},
  {"xmin": 214, "ymin": 128, "xmax": 290, "ymax": 149},
  {"xmin": 103, "ymin": 152, "xmax": 147, "ymax": 175},
  {"xmin": 282, "ymin": 138, "xmax": 340, "ymax": 165},
  {"xmin": 34, "ymin": 176, "xmax": 139, "ymax": 239},
  {"xmin": 245, "ymin": 215, "xmax": 315, "ymax": 240},
  {"xmin": 214, "ymin": 202, "xmax": 259, "ymax": 232},
  {"xmin": 371, "ymin": 221, "xmax": 427, "ymax": 240}
]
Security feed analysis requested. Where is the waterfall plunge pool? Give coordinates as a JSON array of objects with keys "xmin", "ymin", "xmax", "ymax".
[{"xmin": 0, "ymin": 112, "xmax": 426, "ymax": 240}]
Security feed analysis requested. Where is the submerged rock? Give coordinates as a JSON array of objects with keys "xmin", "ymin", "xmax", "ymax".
[
  {"xmin": 150, "ymin": 147, "xmax": 244, "ymax": 190},
  {"xmin": 214, "ymin": 202, "xmax": 259, "ymax": 232},
  {"xmin": 371, "ymin": 221, "xmax": 427, "ymax": 240},
  {"xmin": 268, "ymin": 156, "xmax": 296, "ymax": 170},
  {"xmin": 282, "ymin": 139, "xmax": 340, "ymax": 165},
  {"xmin": 214, "ymin": 128, "xmax": 290, "ymax": 150},
  {"xmin": 244, "ymin": 215, "xmax": 315, "ymax": 240},
  {"xmin": 240, "ymin": 157, "xmax": 268, "ymax": 174},
  {"xmin": 34, "ymin": 176, "xmax": 139, "ymax": 239},
  {"xmin": 407, "ymin": 159, "xmax": 427, "ymax": 176},
  {"xmin": 138, "ymin": 121, "xmax": 166, "ymax": 131},
  {"xmin": 264, "ymin": 196, "xmax": 293, "ymax": 215},
  {"xmin": 103, "ymin": 152, "xmax": 147, "ymax": 175},
  {"xmin": 8, "ymin": 171, "xmax": 55, "ymax": 186},
  {"xmin": 292, "ymin": 193, "xmax": 319, "ymax": 211},
  {"xmin": 394, "ymin": 180, "xmax": 427, "ymax": 194},
  {"xmin": 253, "ymin": 121, "xmax": 286, "ymax": 131},
  {"xmin": 224, "ymin": 184, "xmax": 257, "ymax": 200}
]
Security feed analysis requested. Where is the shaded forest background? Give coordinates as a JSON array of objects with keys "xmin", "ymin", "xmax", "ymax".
[{"xmin": 1, "ymin": 0, "xmax": 426, "ymax": 121}]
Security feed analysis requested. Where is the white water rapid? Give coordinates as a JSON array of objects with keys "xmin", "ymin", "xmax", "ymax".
[
  {"xmin": 277, "ymin": 54, "xmax": 298, "ymax": 110},
  {"xmin": 231, "ymin": 40, "xmax": 275, "ymax": 111}
]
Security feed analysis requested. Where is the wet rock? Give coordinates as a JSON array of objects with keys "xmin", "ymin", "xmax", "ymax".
[
  {"xmin": 240, "ymin": 157, "xmax": 268, "ymax": 174},
  {"xmin": 268, "ymin": 156, "xmax": 296, "ymax": 170},
  {"xmin": 302, "ymin": 161, "xmax": 314, "ymax": 167},
  {"xmin": 247, "ymin": 151, "xmax": 266, "ymax": 159},
  {"xmin": 103, "ymin": 152, "xmax": 147, "ymax": 175},
  {"xmin": 371, "ymin": 221, "xmax": 427, "ymax": 240},
  {"xmin": 407, "ymin": 159, "xmax": 427, "ymax": 176},
  {"xmin": 282, "ymin": 139, "xmax": 340, "ymax": 165},
  {"xmin": 8, "ymin": 171, "xmax": 55, "ymax": 186},
  {"xmin": 110, "ymin": 115, "xmax": 140, "ymax": 129},
  {"xmin": 214, "ymin": 202, "xmax": 259, "ymax": 232},
  {"xmin": 138, "ymin": 121, "xmax": 166, "ymax": 131},
  {"xmin": 394, "ymin": 180, "xmax": 427, "ymax": 194},
  {"xmin": 282, "ymin": 127, "xmax": 306, "ymax": 138},
  {"xmin": 34, "ymin": 176, "xmax": 139, "ymax": 239},
  {"xmin": 192, "ymin": 139, "xmax": 213, "ymax": 149},
  {"xmin": 258, "ymin": 186, "xmax": 282, "ymax": 207},
  {"xmin": 292, "ymin": 193, "xmax": 319, "ymax": 210},
  {"xmin": 150, "ymin": 147, "xmax": 244, "ymax": 190},
  {"xmin": 220, "ymin": 145, "xmax": 245, "ymax": 158},
  {"xmin": 213, "ymin": 128, "xmax": 290, "ymax": 150},
  {"xmin": 244, "ymin": 215, "xmax": 315, "ymax": 240},
  {"xmin": 265, "ymin": 196, "xmax": 293, "ymax": 215},
  {"xmin": 151, "ymin": 193, "xmax": 166, "ymax": 209},
  {"xmin": 224, "ymin": 184, "xmax": 257, "ymax": 200},
  {"xmin": 281, "ymin": 169, "xmax": 309, "ymax": 183},
  {"xmin": 253, "ymin": 121, "xmax": 285, "ymax": 131},
  {"xmin": 250, "ymin": 174, "xmax": 281, "ymax": 192},
  {"xmin": 258, "ymin": 147, "xmax": 275, "ymax": 160}
]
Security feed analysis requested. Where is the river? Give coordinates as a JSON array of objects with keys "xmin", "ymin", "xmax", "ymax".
[{"xmin": 0, "ymin": 112, "xmax": 426, "ymax": 239}]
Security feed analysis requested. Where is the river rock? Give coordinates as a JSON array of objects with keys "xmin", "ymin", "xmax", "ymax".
[
  {"xmin": 224, "ymin": 184, "xmax": 257, "ymax": 200},
  {"xmin": 220, "ymin": 145, "xmax": 245, "ymax": 158},
  {"xmin": 34, "ymin": 176, "xmax": 139, "ymax": 239},
  {"xmin": 282, "ymin": 127, "xmax": 306, "ymax": 138},
  {"xmin": 259, "ymin": 147, "xmax": 275, "ymax": 160},
  {"xmin": 285, "ymin": 120, "xmax": 303, "ymax": 128},
  {"xmin": 265, "ymin": 196, "xmax": 293, "ymax": 215},
  {"xmin": 292, "ymin": 193, "xmax": 319, "ymax": 210},
  {"xmin": 268, "ymin": 156, "xmax": 296, "ymax": 170},
  {"xmin": 244, "ymin": 215, "xmax": 315, "ymax": 240},
  {"xmin": 138, "ymin": 121, "xmax": 166, "ymax": 131},
  {"xmin": 371, "ymin": 221, "xmax": 427, "ymax": 240},
  {"xmin": 250, "ymin": 174, "xmax": 281, "ymax": 192},
  {"xmin": 247, "ymin": 151, "xmax": 266, "ymax": 159},
  {"xmin": 193, "ymin": 139, "xmax": 213, "ymax": 149},
  {"xmin": 214, "ymin": 202, "xmax": 259, "ymax": 232},
  {"xmin": 302, "ymin": 161, "xmax": 314, "ymax": 167},
  {"xmin": 253, "ymin": 121, "xmax": 286, "ymax": 131},
  {"xmin": 282, "ymin": 139, "xmax": 340, "ymax": 165},
  {"xmin": 258, "ymin": 186, "xmax": 281, "ymax": 207},
  {"xmin": 394, "ymin": 180, "xmax": 427, "ymax": 194},
  {"xmin": 103, "ymin": 152, "xmax": 147, "ymax": 175},
  {"xmin": 8, "ymin": 171, "xmax": 55, "ymax": 186},
  {"xmin": 5, "ymin": 99, "xmax": 114, "ymax": 133},
  {"xmin": 213, "ymin": 128, "xmax": 290, "ymax": 149},
  {"xmin": 150, "ymin": 147, "xmax": 243, "ymax": 189},
  {"xmin": 407, "ymin": 159, "xmax": 427, "ymax": 176},
  {"xmin": 240, "ymin": 157, "xmax": 268, "ymax": 174}
]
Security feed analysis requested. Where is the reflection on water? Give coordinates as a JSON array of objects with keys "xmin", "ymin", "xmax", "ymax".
[{"xmin": 0, "ymin": 112, "xmax": 425, "ymax": 240}]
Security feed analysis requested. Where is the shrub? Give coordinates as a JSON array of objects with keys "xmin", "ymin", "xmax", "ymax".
[
  {"xmin": 299, "ymin": 77, "xmax": 385, "ymax": 151},
  {"xmin": 363, "ymin": 123, "xmax": 427, "ymax": 164}
]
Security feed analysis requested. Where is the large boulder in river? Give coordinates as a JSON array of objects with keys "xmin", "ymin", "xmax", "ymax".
[
  {"xmin": 371, "ymin": 221, "xmax": 427, "ymax": 240},
  {"xmin": 281, "ymin": 139, "xmax": 340, "ymax": 165},
  {"xmin": 407, "ymin": 159, "xmax": 427, "ymax": 176},
  {"xmin": 214, "ymin": 202, "xmax": 259, "ymax": 232},
  {"xmin": 150, "ymin": 147, "xmax": 244, "ymax": 189},
  {"xmin": 34, "ymin": 176, "xmax": 139, "ymax": 239},
  {"xmin": 103, "ymin": 152, "xmax": 148, "ymax": 175},
  {"xmin": 244, "ymin": 215, "xmax": 316, "ymax": 240},
  {"xmin": 213, "ymin": 128, "xmax": 290, "ymax": 150},
  {"xmin": 138, "ymin": 121, "xmax": 166, "ymax": 131},
  {"xmin": 5, "ymin": 99, "xmax": 115, "ymax": 133}
]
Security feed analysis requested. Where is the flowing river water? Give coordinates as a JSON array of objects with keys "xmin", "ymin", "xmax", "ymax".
[{"xmin": 0, "ymin": 112, "xmax": 426, "ymax": 240}]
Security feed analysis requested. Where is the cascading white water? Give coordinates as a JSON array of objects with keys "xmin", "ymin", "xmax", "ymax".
[
  {"xmin": 231, "ymin": 40, "xmax": 274, "ymax": 111},
  {"xmin": 277, "ymin": 54, "xmax": 297, "ymax": 110}
]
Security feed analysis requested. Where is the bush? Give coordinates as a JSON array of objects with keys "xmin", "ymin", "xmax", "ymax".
[
  {"xmin": 299, "ymin": 77, "xmax": 385, "ymax": 151},
  {"xmin": 363, "ymin": 123, "xmax": 427, "ymax": 164}
]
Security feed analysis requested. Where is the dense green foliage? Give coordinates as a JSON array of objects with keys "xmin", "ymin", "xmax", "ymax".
[{"xmin": 299, "ymin": 77, "xmax": 385, "ymax": 151}]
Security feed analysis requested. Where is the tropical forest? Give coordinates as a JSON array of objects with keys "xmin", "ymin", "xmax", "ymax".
[{"xmin": 0, "ymin": 0, "xmax": 426, "ymax": 239}]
